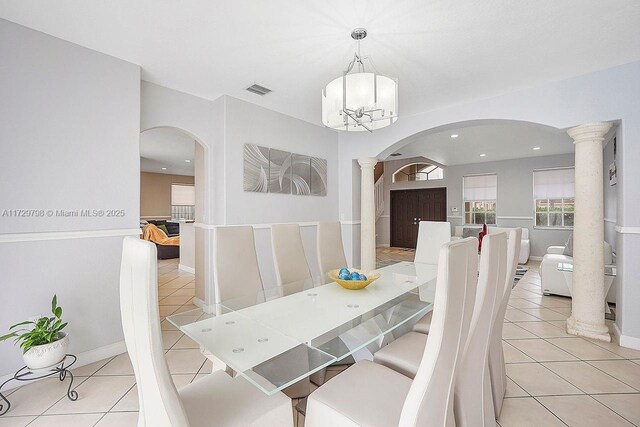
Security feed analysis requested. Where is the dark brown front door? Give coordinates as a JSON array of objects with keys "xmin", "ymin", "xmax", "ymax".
[{"xmin": 390, "ymin": 188, "xmax": 447, "ymax": 248}]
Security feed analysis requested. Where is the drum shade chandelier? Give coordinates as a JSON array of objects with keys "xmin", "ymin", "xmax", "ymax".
[{"xmin": 322, "ymin": 28, "xmax": 399, "ymax": 132}]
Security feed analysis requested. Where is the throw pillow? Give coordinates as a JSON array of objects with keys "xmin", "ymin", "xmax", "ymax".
[
  {"xmin": 462, "ymin": 227, "xmax": 481, "ymax": 239},
  {"xmin": 157, "ymin": 224, "xmax": 169, "ymax": 236},
  {"xmin": 563, "ymin": 233, "xmax": 573, "ymax": 257}
]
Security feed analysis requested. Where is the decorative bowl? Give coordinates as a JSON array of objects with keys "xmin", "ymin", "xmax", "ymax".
[{"xmin": 328, "ymin": 269, "xmax": 380, "ymax": 290}]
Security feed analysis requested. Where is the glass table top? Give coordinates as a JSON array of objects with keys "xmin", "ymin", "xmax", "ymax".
[
  {"xmin": 168, "ymin": 261, "xmax": 437, "ymax": 394},
  {"xmin": 557, "ymin": 262, "xmax": 617, "ymax": 276}
]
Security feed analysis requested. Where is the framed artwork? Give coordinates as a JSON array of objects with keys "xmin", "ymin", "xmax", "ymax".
[{"xmin": 243, "ymin": 144, "xmax": 327, "ymax": 196}]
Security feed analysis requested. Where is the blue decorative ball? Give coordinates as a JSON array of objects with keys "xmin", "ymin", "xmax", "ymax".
[
  {"xmin": 350, "ymin": 272, "xmax": 361, "ymax": 280},
  {"xmin": 339, "ymin": 272, "xmax": 351, "ymax": 280},
  {"xmin": 339, "ymin": 268, "xmax": 350, "ymax": 276},
  {"xmin": 359, "ymin": 274, "xmax": 367, "ymax": 281}
]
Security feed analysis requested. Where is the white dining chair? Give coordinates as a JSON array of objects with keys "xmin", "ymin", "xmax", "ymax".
[
  {"xmin": 454, "ymin": 231, "xmax": 508, "ymax": 427},
  {"xmin": 312, "ymin": 221, "xmax": 356, "ymax": 385},
  {"xmin": 305, "ymin": 237, "xmax": 479, "ymax": 427},
  {"xmin": 414, "ymin": 221, "xmax": 452, "ymax": 264},
  {"xmin": 317, "ymin": 221, "xmax": 348, "ymax": 284},
  {"xmin": 270, "ymin": 223, "xmax": 312, "ymax": 397},
  {"xmin": 213, "ymin": 226, "xmax": 263, "ymax": 302},
  {"xmin": 411, "ymin": 221, "xmax": 451, "ymax": 335},
  {"xmin": 271, "ymin": 223, "xmax": 312, "ymax": 288},
  {"xmin": 119, "ymin": 236, "xmax": 293, "ymax": 427},
  {"xmin": 488, "ymin": 228, "xmax": 521, "ymax": 417}
]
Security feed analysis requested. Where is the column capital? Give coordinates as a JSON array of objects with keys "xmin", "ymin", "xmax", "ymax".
[
  {"xmin": 357, "ymin": 158, "xmax": 378, "ymax": 169},
  {"xmin": 567, "ymin": 122, "xmax": 613, "ymax": 144}
]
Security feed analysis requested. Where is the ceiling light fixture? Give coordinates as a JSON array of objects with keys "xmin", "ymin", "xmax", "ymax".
[
  {"xmin": 533, "ymin": 147, "xmax": 541, "ymax": 150},
  {"xmin": 390, "ymin": 152, "xmax": 402, "ymax": 157},
  {"xmin": 450, "ymin": 134, "xmax": 459, "ymax": 138},
  {"xmin": 185, "ymin": 159, "xmax": 192, "ymax": 163},
  {"xmin": 322, "ymin": 28, "xmax": 398, "ymax": 132},
  {"xmin": 479, "ymin": 154, "xmax": 487, "ymax": 157},
  {"xmin": 161, "ymin": 167, "xmax": 167, "ymax": 170}
]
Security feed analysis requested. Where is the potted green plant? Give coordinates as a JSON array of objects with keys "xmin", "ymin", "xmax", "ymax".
[{"xmin": 0, "ymin": 295, "xmax": 69, "ymax": 370}]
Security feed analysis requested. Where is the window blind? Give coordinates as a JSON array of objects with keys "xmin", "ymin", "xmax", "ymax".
[
  {"xmin": 171, "ymin": 184, "xmax": 195, "ymax": 206},
  {"xmin": 534, "ymin": 168, "xmax": 574, "ymax": 199},
  {"xmin": 463, "ymin": 174, "xmax": 497, "ymax": 201}
]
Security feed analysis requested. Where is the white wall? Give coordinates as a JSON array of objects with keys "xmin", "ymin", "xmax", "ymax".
[
  {"xmin": 338, "ymin": 60, "xmax": 640, "ymax": 347},
  {"xmin": 223, "ymin": 96, "xmax": 339, "ymax": 225},
  {"xmin": 377, "ymin": 154, "xmax": 575, "ymax": 257},
  {"xmin": 223, "ymin": 96, "xmax": 340, "ymax": 287},
  {"xmin": 0, "ymin": 19, "xmax": 140, "ymax": 377}
]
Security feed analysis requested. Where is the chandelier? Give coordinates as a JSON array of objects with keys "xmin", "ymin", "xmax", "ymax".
[{"xmin": 322, "ymin": 28, "xmax": 398, "ymax": 132}]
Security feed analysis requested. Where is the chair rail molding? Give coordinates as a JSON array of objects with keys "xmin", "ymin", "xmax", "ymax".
[
  {"xmin": 0, "ymin": 228, "xmax": 141, "ymax": 243},
  {"xmin": 615, "ymin": 225, "xmax": 640, "ymax": 234},
  {"xmin": 194, "ymin": 220, "xmax": 359, "ymax": 229}
]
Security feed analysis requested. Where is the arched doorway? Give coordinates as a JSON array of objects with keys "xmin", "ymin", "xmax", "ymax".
[{"xmin": 139, "ymin": 126, "xmax": 210, "ymax": 308}]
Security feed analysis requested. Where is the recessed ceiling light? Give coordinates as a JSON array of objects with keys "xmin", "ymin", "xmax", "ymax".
[
  {"xmin": 533, "ymin": 147, "xmax": 541, "ymax": 150},
  {"xmin": 450, "ymin": 134, "xmax": 459, "ymax": 138},
  {"xmin": 390, "ymin": 152, "xmax": 402, "ymax": 157},
  {"xmin": 161, "ymin": 167, "xmax": 167, "ymax": 170},
  {"xmin": 185, "ymin": 159, "xmax": 192, "ymax": 163},
  {"xmin": 479, "ymin": 154, "xmax": 487, "ymax": 157}
]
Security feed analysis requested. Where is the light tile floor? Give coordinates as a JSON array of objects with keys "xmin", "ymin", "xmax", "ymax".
[{"xmin": 1, "ymin": 251, "xmax": 639, "ymax": 426}]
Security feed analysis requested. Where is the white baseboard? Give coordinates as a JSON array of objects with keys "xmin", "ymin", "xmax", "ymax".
[
  {"xmin": 528, "ymin": 256, "xmax": 544, "ymax": 262},
  {"xmin": 613, "ymin": 322, "xmax": 640, "ymax": 350},
  {"xmin": 377, "ymin": 244, "xmax": 390, "ymax": 247},
  {"xmin": 178, "ymin": 264, "xmax": 195, "ymax": 274},
  {"xmin": 0, "ymin": 340, "xmax": 127, "ymax": 391}
]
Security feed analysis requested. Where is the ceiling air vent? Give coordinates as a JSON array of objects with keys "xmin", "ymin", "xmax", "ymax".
[
  {"xmin": 246, "ymin": 84, "xmax": 272, "ymax": 96},
  {"xmin": 390, "ymin": 152, "xmax": 402, "ymax": 157}
]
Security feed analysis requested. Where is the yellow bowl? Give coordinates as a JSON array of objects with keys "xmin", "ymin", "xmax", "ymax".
[{"xmin": 328, "ymin": 269, "xmax": 380, "ymax": 290}]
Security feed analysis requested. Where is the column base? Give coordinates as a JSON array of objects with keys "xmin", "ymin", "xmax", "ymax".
[{"xmin": 566, "ymin": 315, "xmax": 611, "ymax": 342}]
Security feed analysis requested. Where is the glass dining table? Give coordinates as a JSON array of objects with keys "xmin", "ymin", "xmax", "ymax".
[{"xmin": 167, "ymin": 261, "xmax": 437, "ymax": 395}]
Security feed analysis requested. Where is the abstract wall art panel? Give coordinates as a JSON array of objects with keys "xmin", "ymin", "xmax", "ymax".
[
  {"xmin": 243, "ymin": 144, "xmax": 327, "ymax": 196},
  {"xmin": 268, "ymin": 148, "xmax": 292, "ymax": 194},
  {"xmin": 310, "ymin": 157, "xmax": 328, "ymax": 196},
  {"xmin": 243, "ymin": 144, "xmax": 270, "ymax": 193},
  {"xmin": 291, "ymin": 153, "xmax": 311, "ymax": 195}
]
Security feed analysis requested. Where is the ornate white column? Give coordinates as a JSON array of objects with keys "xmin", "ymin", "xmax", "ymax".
[
  {"xmin": 359, "ymin": 158, "xmax": 378, "ymax": 272},
  {"xmin": 566, "ymin": 122, "xmax": 612, "ymax": 342}
]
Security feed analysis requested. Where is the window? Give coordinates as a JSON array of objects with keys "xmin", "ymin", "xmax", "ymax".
[
  {"xmin": 392, "ymin": 163, "xmax": 443, "ymax": 183},
  {"xmin": 463, "ymin": 174, "xmax": 497, "ymax": 225},
  {"xmin": 171, "ymin": 184, "xmax": 195, "ymax": 220},
  {"xmin": 534, "ymin": 168, "xmax": 574, "ymax": 228}
]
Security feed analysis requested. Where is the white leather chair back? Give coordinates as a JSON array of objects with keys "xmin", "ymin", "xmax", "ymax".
[
  {"xmin": 489, "ymin": 228, "xmax": 522, "ymax": 416},
  {"xmin": 271, "ymin": 224, "xmax": 312, "ymax": 287},
  {"xmin": 454, "ymin": 232, "xmax": 508, "ymax": 427},
  {"xmin": 119, "ymin": 237, "xmax": 189, "ymax": 427},
  {"xmin": 317, "ymin": 221, "xmax": 348, "ymax": 284},
  {"xmin": 213, "ymin": 226, "xmax": 263, "ymax": 303},
  {"xmin": 399, "ymin": 237, "xmax": 479, "ymax": 427},
  {"xmin": 414, "ymin": 221, "xmax": 451, "ymax": 264}
]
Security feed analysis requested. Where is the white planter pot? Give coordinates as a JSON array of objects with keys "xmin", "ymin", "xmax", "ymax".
[{"xmin": 22, "ymin": 332, "xmax": 69, "ymax": 371}]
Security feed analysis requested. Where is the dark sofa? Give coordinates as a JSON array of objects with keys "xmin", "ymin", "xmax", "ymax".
[{"xmin": 144, "ymin": 219, "xmax": 180, "ymax": 260}]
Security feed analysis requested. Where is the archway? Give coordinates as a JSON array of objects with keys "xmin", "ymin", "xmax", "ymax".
[{"xmin": 139, "ymin": 126, "xmax": 210, "ymax": 307}]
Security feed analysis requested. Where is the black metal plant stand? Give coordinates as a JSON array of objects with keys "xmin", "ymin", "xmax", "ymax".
[{"xmin": 0, "ymin": 354, "xmax": 79, "ymax": 416}]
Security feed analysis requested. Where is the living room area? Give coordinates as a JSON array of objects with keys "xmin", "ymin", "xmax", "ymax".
[{"xmin": 373, "ymin": 119, "xmax": 618, "ymax": 311}]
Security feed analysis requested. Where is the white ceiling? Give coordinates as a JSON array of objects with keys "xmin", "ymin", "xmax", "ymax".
[
  {"xmin": 140, "ymin": 128, "xmax": 195, "ymax": 176},
  {"xmin": 389, "ymin": 121, "xmax": 574, "ymax": 165},
  {"xmin": 2, "ymin": 1, "xmax": 640, "ymax": 127}
]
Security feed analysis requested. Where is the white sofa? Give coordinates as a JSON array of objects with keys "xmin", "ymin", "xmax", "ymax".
[
  {"xmin": 453, "ymin": 226, "xmax": 530, "ymax": 264},
  {"xmin": 540, "ymin": 241, "xmax": 616, "ymax": 303}
]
